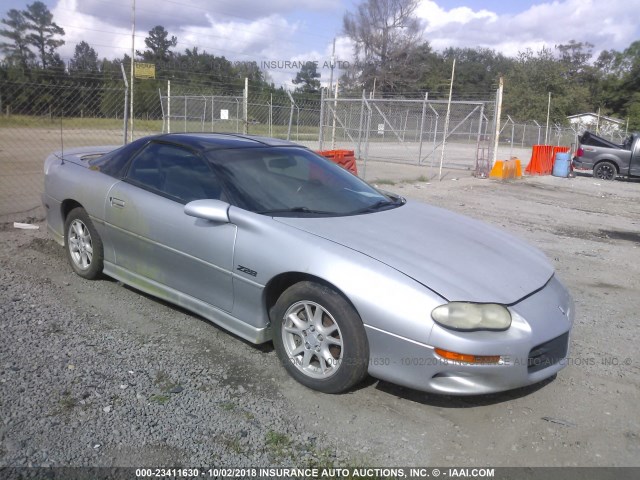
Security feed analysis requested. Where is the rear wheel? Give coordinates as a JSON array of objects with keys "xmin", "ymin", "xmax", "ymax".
[
  {"xmin": 272, "ymin": 281, "xmax": 369, "ymax": 393},
  {"xmin": 64, "ymin": 207, "xmax": 104, "ymax": 279},
  {"xmin": 593, "ymin": 161, "xmax": 617, "ymax": 181}
]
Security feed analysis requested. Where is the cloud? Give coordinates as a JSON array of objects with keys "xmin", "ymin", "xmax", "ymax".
[
  {"xmin": 417, "ymin": 1, "xmax": 498, "ymax": 30},
  {"xmin": 71, "ymin": 0, "xmax": 341, "ymax": 31},
  {"xmin": 52, "ymin": 0, "xmax": 133, "ymax": 60},
  {"xmin": 178, "ymin": 14, "xmax": 300, "ymax": 60},
  {"xmin": 52, "ymin": 0, "xmax": 305, "ymax": 68},
  {"xmin": 43, "ymin": 0, "xmax": 639, "ymax": 82},
  {"xmin": 416, "ymin": 0, "xmax": 638, "ymax": 56}
]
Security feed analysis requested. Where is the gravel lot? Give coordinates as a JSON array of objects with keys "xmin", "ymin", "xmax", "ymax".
[{"xmin": 1, "ymin": 166, "xmax": 639, "ymax": 470}]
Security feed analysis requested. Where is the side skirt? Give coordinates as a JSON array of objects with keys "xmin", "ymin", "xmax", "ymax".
[{"xmin": 103, "ymin": 261, "xmax": 272, "ymax": 344}]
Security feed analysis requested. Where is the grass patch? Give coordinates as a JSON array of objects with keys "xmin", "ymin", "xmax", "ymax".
[
  {"xmin": 59, "ymin": 391, "xmax": 77, "ymax": 411},
  {"xmin": 372, "ymin": 178, "xmax": 396, "ymax": 185},
  {"xmin": 153, "ymin": 370, "xmax": 179, "ymax": 393},
  {"xmin": 220, "ymin": 434, "xmax": 245, "ymax": 455},
  {"xmin": 0, "ymin": 114, "xmax": 321, "ymax": 139},
  {"xmin": 149, "ymin": 394, "xmax": 171, "ymax": 405},
  {"xmin": 300, "ymin": 446, "xmax": 389, "ymax": 479},
  {"xmin": 265, "ymin": 430, "xmax": 291, "ymax": 458},
  {"xmin": 242, "ymin": 411, "xmax": 255, "ymax": 421}
]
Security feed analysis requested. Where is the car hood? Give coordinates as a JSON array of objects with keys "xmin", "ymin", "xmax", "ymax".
[{"xmin": 274, "ymin": 201, "xmax": 554, "ymax": 304}]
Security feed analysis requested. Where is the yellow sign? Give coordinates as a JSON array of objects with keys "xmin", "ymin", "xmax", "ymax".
[{"xmin": 134, "ymin": 62, "xmax": 155, "ymax": 79}]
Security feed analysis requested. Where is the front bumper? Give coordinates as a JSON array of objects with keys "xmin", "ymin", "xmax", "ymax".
[{"xmin": 365, "ymin": 276, "xmax": 574, "ymax": 395}]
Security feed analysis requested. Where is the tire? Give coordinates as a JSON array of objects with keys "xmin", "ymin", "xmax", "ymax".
[
  {"xmin": 593, "ymin": 161, "xmax": 617, "ymax": 181},
  {"xmin": 272, "ymin": 281, "xmax": 369, "ymax": 393},
  {"xmin": 64, "ymin": 207, "xmax": 104, "ymax": 279}
]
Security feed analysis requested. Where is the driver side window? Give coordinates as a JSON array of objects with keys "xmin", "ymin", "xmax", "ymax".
[{"xmin": 126, "ymin": 143, "xmax": 222, "ymax": 203}]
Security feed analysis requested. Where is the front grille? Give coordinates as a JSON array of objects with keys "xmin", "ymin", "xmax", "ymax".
[{"xmin": 527, "ymin": 332, "xmax": 569, "ymax": 373}]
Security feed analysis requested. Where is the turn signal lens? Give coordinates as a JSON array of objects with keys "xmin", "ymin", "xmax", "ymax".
[
  {"xmin": 434, "ymin": 348, "xmax": 501, "ymax": 364},
  {"xmin": 431, "ymin": 302, "xmax": 511, "ymax": 331}
]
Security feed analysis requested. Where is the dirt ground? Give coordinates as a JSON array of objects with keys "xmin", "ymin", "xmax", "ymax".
[{"xmin": 1, "ymin": 159, "xmax": 638, "ymax": 468}]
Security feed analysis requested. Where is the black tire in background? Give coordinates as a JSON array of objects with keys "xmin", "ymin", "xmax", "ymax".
[
  {"xmin": 272, "ymin": 281, "xmax": 369, "ymax": 394},
  {"xmin": 64, "ymin": 207, "xmax": 104, "ymax": 280},
  {"xmin": 593, "ymin": 161, "xmax": 617, "ymax": 181}
]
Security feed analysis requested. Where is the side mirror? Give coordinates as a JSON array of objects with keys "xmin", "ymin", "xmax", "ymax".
[{"xmin": 184, "ymin": 199, "xmax": 230, "ymax": 223}]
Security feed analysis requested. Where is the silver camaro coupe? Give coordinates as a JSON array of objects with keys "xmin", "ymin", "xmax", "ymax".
[{"xmin": 43, "ymin": 133, "xmax": 574, "ymax": 395}]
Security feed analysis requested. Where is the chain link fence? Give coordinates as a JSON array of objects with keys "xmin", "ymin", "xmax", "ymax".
[
  {"xmin": 158, "ymin": 91, "xmax": 322, "ymax": 143},
  {"xmin": 4, "ymin": 75, "xmax": 612, "ymax": 222},
  {"xmin": 1, "ymin": 79, "xmax": 134, "ymax": 221},
  {"xmin": 496, "ymin": 117, "xmax": 629, "ymax": 156},
  {"xmin": 318, "ymin": 93, "xmax": 499, "ymax": 179}
]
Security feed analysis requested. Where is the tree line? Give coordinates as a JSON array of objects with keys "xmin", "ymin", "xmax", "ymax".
[
  {"xmin": 1, "ymin": 0, "xmax": 639, "ymax": 130},
  {"xmin": 339, "ymin": 0, "xmax": 640, "ymax": 130}
]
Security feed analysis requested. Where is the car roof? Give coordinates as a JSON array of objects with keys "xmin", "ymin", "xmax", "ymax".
[{"xmin": 151, "ymin": 133, "xmax": 302, "ymax": 151}]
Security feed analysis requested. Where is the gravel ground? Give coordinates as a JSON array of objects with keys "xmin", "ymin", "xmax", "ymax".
[
  {"xmin": 1, "ymin": 168, "xmax": 639, "ymax": 471},
  {"xmin": 0, "ymin": 236, "xmax": 346, "ymax": 468}
]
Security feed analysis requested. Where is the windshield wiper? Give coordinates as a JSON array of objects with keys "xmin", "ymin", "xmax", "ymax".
[
  {"xmin": 350, "ymin": 197, "xmax": 403, "ymax": 214},
  {"xmin": 257, "ymin": 207, "xmax": 335, "ymax": 215}
]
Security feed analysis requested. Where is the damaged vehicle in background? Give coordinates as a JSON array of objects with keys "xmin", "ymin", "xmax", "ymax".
[
  {"xmin": 42, "ymin": 133, "xmax": 574, "ymax": 395},
  {"xmin": 573, "ymin": 131, "xmax": 640, "ymax": 180}
]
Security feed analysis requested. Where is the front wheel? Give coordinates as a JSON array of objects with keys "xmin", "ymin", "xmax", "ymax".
[
  {"xmin": 272, "ymin": 281, "xmax": 369, "ymax": 393},
  {"xmin": 64, "ymin": 207, "xmax": 104, "ymax": 279},
  {"xmin": 593, "ymin": 161, "xmax": 617, "ymax": 181}
]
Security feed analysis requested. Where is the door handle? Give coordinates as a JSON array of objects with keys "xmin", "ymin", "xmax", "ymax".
[{"xmin": 110, "ymin": 197, "xmax": 125, "ymax": 208}]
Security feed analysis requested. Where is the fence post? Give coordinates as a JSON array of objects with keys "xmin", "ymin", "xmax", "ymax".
[
  {"xmin": 200, "ymin": 95, "xmax": 206, "ymax": 131},
  {"xmin": 357, "ymin": 90, "xmax": 365, "ymax": 160},
  {"xmin": 286, "ymin": 90, "xmax": 295, "ymax": 141},
  {"xmin": 318, "ymin": 88, "xmax": 325, "ymax": 150},
  {"xmin": 235, "ymin": 98, "xmax": 240, "ymax": 133},
  {"xmin": 533, "ymin": 120, "xmax": 541, "ymax": 145},
  {"xmin": 544, "ymin": 92, "xmax": 551, "ymax": 145},
  {"xmin": 167, "ymin": 80, "xmax": 171, "ymax": 133},
  {"xmin": 120, "ymin": 63, "xmax": 129, "ymax": 144},
  {"xmin": 417, "ymin": 92, "xmax": 428, "ymax": 164},
  {"xmin": 269, "ymin": 94, "xmax": 273, "ymax": 137},
  {"xmin": 363, "ymin": 97, "xmax": 372, "ymax": 178},
  {"xmin": 331, "ymin": 79, "xmax": 338, "ymax": 149},
  {"xmin": 507, "ymin": 115, "xmax": 515, "ymax": 157},
  {"xmin": 243, "ymin": 78, "xmax": 248, "ymax": 135},
  {"xmin": 474, "ymin": 102, "xmax": 486, "ymax": 177},
  {"xmin": 491, "ymin": 77, "xmax": 503, "ymax": 167}
]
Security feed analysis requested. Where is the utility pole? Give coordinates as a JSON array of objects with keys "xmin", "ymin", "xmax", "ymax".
[
  {"xmin": 129, "ymin": 0, "xmax": 135, "ymax": 143},
  {"xmin": 439, "ymin": 59, "xmax": 456, "ymax": 181}
]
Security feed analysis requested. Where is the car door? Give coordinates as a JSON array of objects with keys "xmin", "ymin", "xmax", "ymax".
[{"xmin": 104, "ymin": 141, "xmax": 236, "ymax": 312}]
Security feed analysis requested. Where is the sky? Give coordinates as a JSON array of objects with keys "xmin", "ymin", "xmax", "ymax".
[{"xmin": 2, "ymin": 0, "xmax": 640, "ymax": 87}]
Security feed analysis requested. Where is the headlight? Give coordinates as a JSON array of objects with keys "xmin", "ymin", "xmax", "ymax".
[{"xmin": 431, "ymin": 302, "xmax": 511, "ymax": 331}]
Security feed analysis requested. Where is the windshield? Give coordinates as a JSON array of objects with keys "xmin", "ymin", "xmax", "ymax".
[{"xmin": 206, "ymin": 146, "xmax": 403, "ymax": 216}]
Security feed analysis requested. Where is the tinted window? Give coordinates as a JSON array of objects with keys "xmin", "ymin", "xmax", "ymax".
[
  {"xmin": 126, "ymin": 143, "xmax": 222, "ymax": 203},
  {"xmin": 90, "ymin": 137, "xmax": 149, "ymax": 178},
  {"xmin": 206, "ymin": 147, "xmax": 402, "ymax": 216}
]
